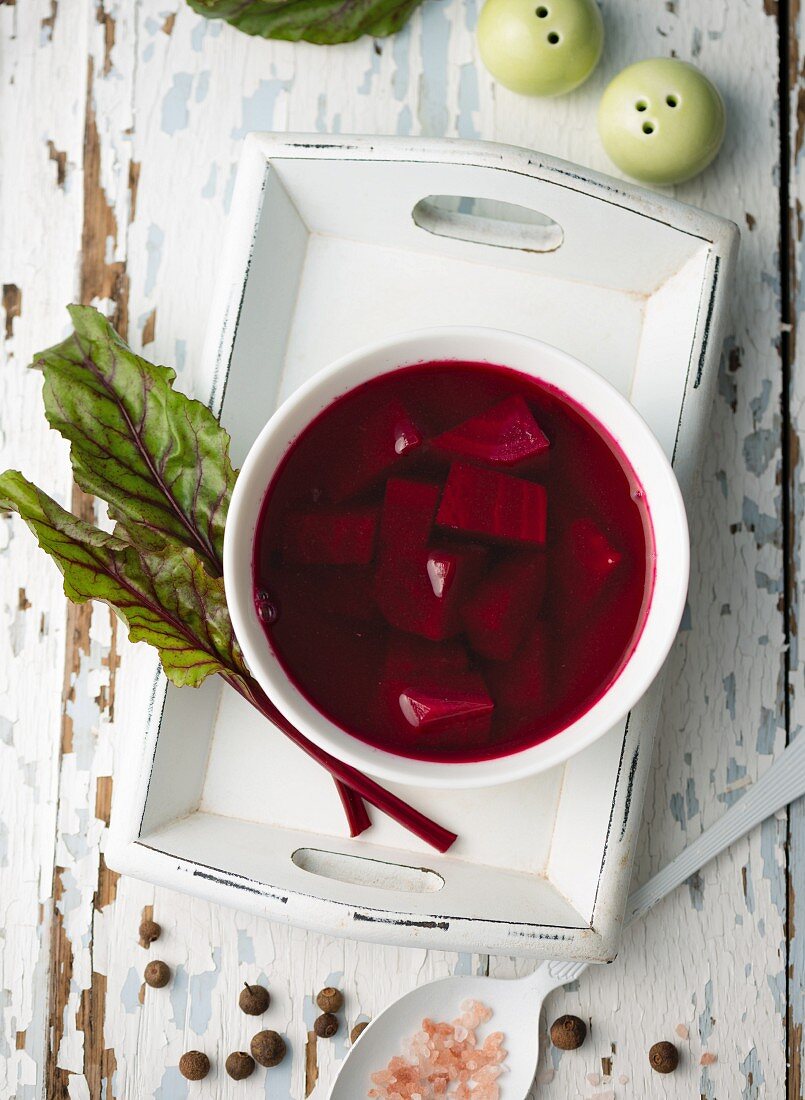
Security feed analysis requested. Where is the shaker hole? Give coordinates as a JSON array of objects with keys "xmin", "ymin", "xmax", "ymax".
[
  {"xmin": 666, "ymin": 94, "xmax": 678, "ymax": 107},
  {"xmin": 635, "ymin": 100, "xmax": 648, "ymax": 111},
  {"xmin": 547, "ymin": 30, "xmax": 560, "ymax": 43},
  {"xmin": 642, "ymin": 121, "xmax": 655, "ymax": 134},
  {"xmin": 535, "ymin": 5, "xmax": 549, "ymax": 15}
]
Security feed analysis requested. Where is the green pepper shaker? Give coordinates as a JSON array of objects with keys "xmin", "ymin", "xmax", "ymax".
[
  {"xmin": 478, "ymin": 0, "xmax": 603, "ymax": 97},
  {"xmin": 598, "ymin": 58, "xmax": 726, "ymax": 185}
]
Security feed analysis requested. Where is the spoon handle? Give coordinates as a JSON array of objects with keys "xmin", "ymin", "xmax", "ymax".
[
  {"xmin": 515, "ymin": 958, "xmax": 589, "ymax": 1000},
  {"xmin": 624, "ymin": 731, "xmax": 805, "ymax": 926}
]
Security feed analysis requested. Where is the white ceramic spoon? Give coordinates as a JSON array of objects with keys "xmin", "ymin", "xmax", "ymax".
[
  {"xmin": 329, "ymin": 731, "xmax": 805, "ymax": 1099},
  {"xmin": 329, "ymin": 959, "xmax": 586, "ymax": 1098}
]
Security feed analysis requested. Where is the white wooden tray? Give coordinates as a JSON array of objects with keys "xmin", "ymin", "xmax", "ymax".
[{"xmin": 108, "ymin": 134, "xmax": 738, "ymax": 962}]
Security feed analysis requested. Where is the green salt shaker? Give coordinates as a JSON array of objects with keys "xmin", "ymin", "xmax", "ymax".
[
  {"xmin": 478, "ymin": 0, "xmax": 603, "ymax": 97},
  {"xmin": 598, "ymin": 58, "xmax": 725, "ymax": 185}
]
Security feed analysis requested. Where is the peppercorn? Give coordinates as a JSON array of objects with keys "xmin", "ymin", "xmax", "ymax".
[
  {"xmin": 179, "ymin": 1051, "xmax": 210, "ymax": 1080},
  {"xmin": 144, "ymin": 960, "xmax": 171, "ymax": 988},
  {"xmin": 649, "ymin": 1040, "xmax": 679, "ymax": 1073},
  {"xmin": 239, "ymin": 982, "xmax": 270, "ymax": 1015},
  {"xmin": 350, "ymin": 1021, "xmax": 369, "ymax": 1043},
  {"xmin": 316, "ymin": 986, "xmax": 344, "ymax": 1013},
  {"xmin": 251, "ymin": 1030, "xmax": 286, "ymax": 1068},
  {"xmin": 549, "ymin": 1014, "xmax": 587, "ymax": 1050},
  {"xmin": 225, "ymin": 1051, "xmax": 255, "ymax": 1080},
  {"xmin": 138, "ymin": 919, "xmax": 161, "ymax": 946},
  {"xmin": 314, "ymin": 1012, "xmax": 339, "ymax": 1038}
]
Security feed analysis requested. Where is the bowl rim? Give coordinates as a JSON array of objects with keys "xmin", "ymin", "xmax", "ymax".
[{"xmin": 224, "ymin": 326, "xmax": 689, "ymax": 789}]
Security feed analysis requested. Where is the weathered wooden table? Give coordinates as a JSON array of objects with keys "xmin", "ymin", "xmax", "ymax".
[{"xmin": 0, "ymin": 0, "xmax": 800, "ymax": 1096}]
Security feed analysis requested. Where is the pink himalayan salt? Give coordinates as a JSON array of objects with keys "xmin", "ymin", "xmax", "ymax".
[{"xmin": 368, "ymin": 1000, "xmax": 507, "ymax": 1100}]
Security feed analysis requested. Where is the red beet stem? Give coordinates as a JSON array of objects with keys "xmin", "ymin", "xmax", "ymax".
[
  {"xmin": 335, "ymin": 780, "xmax": 372, "ymax": 836},
  {"xmin": 225, "ymin": 673, "xmax": 457, "ymax": 852}
]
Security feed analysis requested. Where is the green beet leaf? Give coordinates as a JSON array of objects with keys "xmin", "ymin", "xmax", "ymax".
[
  {"xmin": 0, "ymin": 471, "xmax": 248, "ymax": 689},
  {"xmin": 186, "ymin": 0, "xmax": 424, "ymax": 44},
  {"xmin": 34, "ymin": 305, "xmax": 236, "ymax": 575}
]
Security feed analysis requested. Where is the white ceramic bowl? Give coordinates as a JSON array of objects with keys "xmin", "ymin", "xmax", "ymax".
[{"xmin": 224, "ymin": 327, "xmax": 689, "ymax": 789}]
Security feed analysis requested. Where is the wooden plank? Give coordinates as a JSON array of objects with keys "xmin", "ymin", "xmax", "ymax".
[
  {"xmin": 0, "ymin": 2, "xmax": 87, "ymax": 1097},
  {"xmin": 40, "ymin": 4, "xmax": 136, "ymax": 1096},
  {"xmin": 786, "ymin": 0, "xmax": 805, "ymax": 1094}
]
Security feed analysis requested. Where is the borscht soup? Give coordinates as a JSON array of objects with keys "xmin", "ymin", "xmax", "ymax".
[{"xmin": 252, "ymin": 361, "xmax": 654, "ymax": 764}]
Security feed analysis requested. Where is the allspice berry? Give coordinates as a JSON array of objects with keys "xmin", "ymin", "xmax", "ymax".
[
  {"xmin": 179, "ymin": 1051, "xmax": 210, "ymax": 1080},
  {"xmin": 239, "ymin": 982, "xmax": 270, "ymax": 1015},
  {"xmin": 316, "ymin": 986, "xmax": 344, "ymax": 1013},
  {"xmin": 225, "ymin": 1051, "xmax": 255, "ymax": 1080},
  {"xmin": 649, "ymin": 1040, "xmax": 679, "ymax": 1074},
  {"xmin": 314, "ymin": 1012, "xmax": 339, "ymax": 1038},
  {"xmin": 251, "ymin": 1029, "xmax": 286, "ymax": 1068},
  {"xmin": 139, "ymin": 919, "xmax": 161, "ymax": 946},
  {"xmin": 144, "ymin": 960, "xmax": 171, "ymax": 988},
  {"xmin": 550, "ymin": 1014, "xmax": 587, "ymax": 1051},
  {"xmin": 350, "ymin": 1021, "xmax": 369, "ymax": 1043}
]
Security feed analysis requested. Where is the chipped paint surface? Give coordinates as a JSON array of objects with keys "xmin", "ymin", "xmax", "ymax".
[{"xmin": 0, "ymin": 0, "xmax": 798, "ymax": 1096}]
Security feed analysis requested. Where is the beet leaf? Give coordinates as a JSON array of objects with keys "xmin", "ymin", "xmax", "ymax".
[
  {"xmin": 186, "ymin": 0, "xmax": 424, "ymax": 45},
  {"xmin": 2, "ymin": 307, "xmax": 456, "ymax": 851}
]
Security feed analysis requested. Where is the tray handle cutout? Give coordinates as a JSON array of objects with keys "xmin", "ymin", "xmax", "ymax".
[
  {"xmin": 292, "ymin": 847, "xmax": 444, "ymax": 894},
  {"xmin": 412, "ymin": 195, "xmax": 564, "ymax": 253}
]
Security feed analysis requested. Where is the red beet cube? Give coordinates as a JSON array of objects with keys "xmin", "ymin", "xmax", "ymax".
[
  {"xmin": 487, "ymin": 622, "xmax": 549, "ymax": 716},
  {"xmin": 375, "ymin": 479, "xmax": 485, "ymax": 639},
  {"xmin": 555, "ymin": 518, "xmax": 622, "ymax": 626},
  {"xmin": 463, "ymin": 552, "xmax": 547, "ymax": 661},
  {"xmin": 572, "ymin": 517, "xmax": 623, "ymax": 576},
  {"xmin": 374, "ymin": 545, "xmax": 486, "ymax": 641},
  {"xmin": 328, "ymin": 400, "xmax": 423, "ymax": 502},
  {"xmin": 281, "ymin": 507, "xmax": 378, "ymax": 566},
  {"xmin": 433, "ymin": 396, "xmax": 550, "ymax": 466},
  {"xmin": 382, "ymin": 637, "xmax": 493, "ymax": 738},
  {"xmin": 397, "ymin": 676, "xmax": 494, "ymax": 738},
  {"xmin": 436, "ymin": 462, "xmax": 547, "ymax": 546},
  {"xmin": 377, "ymin": 479, "xmax": 441, "ymax": 559}
]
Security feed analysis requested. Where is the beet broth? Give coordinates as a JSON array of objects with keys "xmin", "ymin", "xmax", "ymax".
[{"xmin": 252, "ymin": 361, "xmax": 653, "ymax": 763}]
